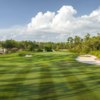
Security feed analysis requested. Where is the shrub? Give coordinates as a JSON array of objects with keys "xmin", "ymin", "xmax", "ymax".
[
  {"xmin": 36, "ymin": 48, "xmax": 43, "ymax": 52},
  {"xmin": 90, "ymin": 51, "xmax": 100, "ymax": 58},
  {"xmin": 45, "ymin": 47, "xmax": 53, "ymax": 52}
]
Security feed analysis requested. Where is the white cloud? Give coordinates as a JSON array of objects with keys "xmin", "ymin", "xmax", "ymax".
[
  {"xmin": 27, "ymin": 5, "xmax": 100, "ymax": 34},
  {"xmin": 27, "ymin": 5, "xmax": 77, "ymax": 33},
  {"xmin": 27, "ymin": 11, "xmax": 55, "ymax": 32},
  {"xmin": 0, "ymin": 5, "xmax": 100, "ymax": 41}
]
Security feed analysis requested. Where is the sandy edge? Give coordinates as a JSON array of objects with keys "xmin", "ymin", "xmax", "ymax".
[{"xmin": 76, "ymin": 55, "xmax": 100, "ymax": 65}]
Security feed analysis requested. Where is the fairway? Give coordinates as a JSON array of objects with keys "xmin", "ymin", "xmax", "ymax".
[{"xmin": 0, "ymin": 52, "xmax": 100, "ymax": 100}]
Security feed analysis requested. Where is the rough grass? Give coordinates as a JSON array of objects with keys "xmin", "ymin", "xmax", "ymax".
[{"xmin": 0, "ymin": 52, "xmax": 100, "ymax": 100}]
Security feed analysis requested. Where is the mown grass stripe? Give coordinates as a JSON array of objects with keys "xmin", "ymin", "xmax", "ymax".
[
  {"xmin": 50, "ymin": 63, "xmax": 73, "ymax": 100},
  {"xmin": 0, "ymin": 64, "xmax": 33, "ymax": 99},
  {"xmin": 36, "ymin": 65, "xmax": 58, "ymax": 100},
  {"xmin": 76, "ymin": 65, "xmax": 100, "ymax": 100},
  {"xmin": 65, "ymin": 63, "xmax": 99, "ymax": 100},
  {"xmin": 0, "ymin": 52, "xmax": 100, "ymax": 100},
  {"xmin": 52, "ymin": 60, "xmax": 96, "ymax": 100}
]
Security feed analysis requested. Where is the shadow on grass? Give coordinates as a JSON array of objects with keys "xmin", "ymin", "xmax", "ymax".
[
  {"xmin": 54, "ymin": 60, "xmax": 100, "ymax": 99},
  {"xmin": 0, "ymin": 65, "xmax": 38, "ymax": 100},
  {"xmin": 38, "ymin": 66, "xmax": 57, "ymax": 100}
]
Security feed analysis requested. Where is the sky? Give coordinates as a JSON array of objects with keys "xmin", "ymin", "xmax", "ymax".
[{"xmin": 0, "ymin": 0, "xmax": 100, "ymax": 42}]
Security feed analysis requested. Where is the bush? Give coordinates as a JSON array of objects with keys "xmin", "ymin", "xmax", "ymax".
[
  {"xmin": 90, "ymin": 51, "xmax": 100, "ymax": 58},
  {"xmin": 36, "ymin": 48, "xmax": 43, "ymax": 52},
  {"xmin": 45, "ymin": 47, "xmax": 53, "ymax": 52}
]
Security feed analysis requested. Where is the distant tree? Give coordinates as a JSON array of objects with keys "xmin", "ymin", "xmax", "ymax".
[
  {"xmin": 45, "ymin": 46, "xmax": 53, "ymax": 52},
  {"xmin": 2, "ymin": 40, "xmax": 18, "ymax": 49}
]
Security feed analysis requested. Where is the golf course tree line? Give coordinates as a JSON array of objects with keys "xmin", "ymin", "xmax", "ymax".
[
  {"xmin": 0, "ymin": 33, "xmax": 100, "ymax": 56},
  {"xmin": 0, "ymin": 40, "xmax": 68, "ymax": 53},
  {"xmin": 67, "ymin": 33, "xmax": 100, "ymax": 57}
]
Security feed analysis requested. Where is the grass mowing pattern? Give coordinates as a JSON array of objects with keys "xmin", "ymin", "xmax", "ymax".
[{"xmin": 0, "ymin": 52, "xmax": 100, "ymax": 100}]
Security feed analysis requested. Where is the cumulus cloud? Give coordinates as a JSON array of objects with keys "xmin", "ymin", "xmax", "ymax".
[
  {"xmin": 27, "ymin": 6, "xmax": 77, "ymax": 33},
  {"xmin": 0, "ymin": 5, "xmax": 100, "ymax": 41},
  {"xmin": 27, "ymin": 5, "xmax": 100, "ymax": 35}
]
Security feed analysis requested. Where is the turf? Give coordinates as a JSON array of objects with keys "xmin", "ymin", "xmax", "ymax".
[{"xmin": 0, "ymin": 52, "xmax": 100, "ymax": 100}]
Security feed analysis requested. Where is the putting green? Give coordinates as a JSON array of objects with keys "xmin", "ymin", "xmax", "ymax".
[{"xmin": 0, "ymin": 52, "xmax": 100, "ymax": 100}]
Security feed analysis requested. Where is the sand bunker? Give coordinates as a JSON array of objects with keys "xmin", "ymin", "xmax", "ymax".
[
  {"xmin": 76, "ymin": 55, "xmax": 100, "ymax": 65},
  {"xmin": 25, "ymin": 54, "xmax": 32, "ymax": 57}
]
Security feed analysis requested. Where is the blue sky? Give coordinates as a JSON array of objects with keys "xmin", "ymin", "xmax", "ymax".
[
  {"xmin": 0, "ymin": 0, "xmax": 100, "ymax": 41},
  {"xmin": 0, "ymin": 0, "xmax": 100, "ymax": 28}
]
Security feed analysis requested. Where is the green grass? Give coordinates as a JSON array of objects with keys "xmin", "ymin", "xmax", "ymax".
[{"xmin": 0, "ymin": 52, "xmax": 100, "ymax": 100}]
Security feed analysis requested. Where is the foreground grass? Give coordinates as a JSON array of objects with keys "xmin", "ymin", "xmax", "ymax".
[{"xmin": 0, "ymin": 52, "xmax": 100, "ymax": 100}]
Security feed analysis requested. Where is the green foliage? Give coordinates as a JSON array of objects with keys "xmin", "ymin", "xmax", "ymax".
[
  {"xmin": 90, "ymin": 51, "xmax": 100, "ymax": 58},
  {"xmin": 0, "ymin": 40, "xmax": 68, "ymax": 53},
  {"xmin": 67, "ymin": 33, "xmax": 100, "ymax": 56},
  {"xmin": 2, "ymin": 40, "xmax": 18, "ymax": 49},
  {"xmin": 36, "ymin": 48, "xmax": 43, "ymax": 52},
  {"xmin": 45, "ymin": 46, "xmax": 53, "ymax": 52},
  {"xmin": 0, "ymin": 33, "xmax": 100, "ymax": 56}
]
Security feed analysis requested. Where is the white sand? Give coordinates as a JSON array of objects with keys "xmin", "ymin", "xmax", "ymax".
[
  {"xmin": 76, "ymin": 55, "xmax": 100, "ymax": 65},
  {"xmin": 25, "ymin": 54, "xmax": 32, "ymax": 57}
]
